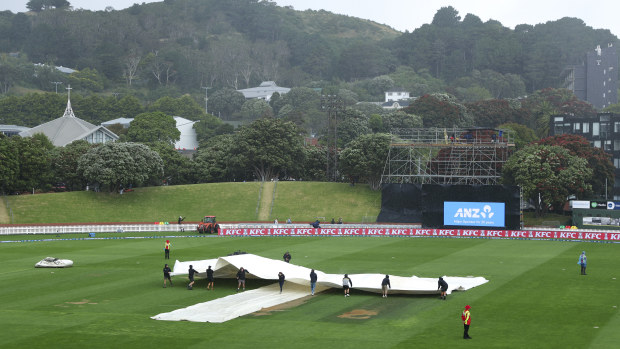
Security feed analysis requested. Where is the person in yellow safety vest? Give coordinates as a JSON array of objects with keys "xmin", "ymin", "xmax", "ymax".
[
  {"xmin": 461, "ymin": 305, "xmax": 472, "ymax": 339},
  {"xmin": 164, "ymin": 240, "xmax": 171, "ymax": 259}
]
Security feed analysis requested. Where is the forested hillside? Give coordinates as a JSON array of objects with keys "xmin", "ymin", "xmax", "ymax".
[{"xmin": 0, "ymin": 1, "xmax": 617, "ymax": 99}]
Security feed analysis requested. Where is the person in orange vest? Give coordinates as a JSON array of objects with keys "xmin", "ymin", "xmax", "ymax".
[
  {"xmin": 461, "ymin": 305, "xmax": 472, "ymax": 339},
  {"xmin": 164, "ymin": 240, "xmax": 171, "ymax": 259}
]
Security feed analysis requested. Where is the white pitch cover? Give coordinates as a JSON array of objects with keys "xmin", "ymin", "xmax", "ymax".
[{"xmin": 152, "ymin": 253, "xmax": 488, "ymax": 323}]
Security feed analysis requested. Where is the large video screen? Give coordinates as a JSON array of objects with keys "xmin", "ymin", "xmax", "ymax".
[{"xmin": 443, "ymin": 201, "xmax": 505, "ymax": 227}]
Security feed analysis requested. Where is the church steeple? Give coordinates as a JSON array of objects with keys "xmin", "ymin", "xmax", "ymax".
[{"xmin": 62, "ymin": 84, "xmax": 75, "ymax": 118}]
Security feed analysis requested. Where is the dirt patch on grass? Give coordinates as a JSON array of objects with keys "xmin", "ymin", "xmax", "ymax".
[
  {"xmin": 63, "ymin": 299, "xmax": 98, "ymax": 305},
  {"xmin": 252, "ymin": 296, "xmax": 309, "ymax": 316},
  {"xmin": 338, "ymin": 309, "xmax": 379, "ymax": 320},
  {"xmin": 257, "ymin": 181, "xmax": 274, "ymax": 221}
]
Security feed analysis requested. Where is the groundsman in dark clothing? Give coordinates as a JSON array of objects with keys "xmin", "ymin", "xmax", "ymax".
[
  {"xmin": 206, "ymin": 266, "xmax": 214, "ymax": 290},
  {"xmin": 381, "ymin": 275, "xmax": 391, "ymax": 298},
  {"xmin": 310, "ymin": 269, "xmax": 318, "ymax": 295},
  {"xmin": 438, "ymin": 277, "xmax": 448, "ymax": 300},
  {"xmin": 236, "ymin": 267, "xmax": 248, "ymax": 291},
  {"xmin": 163, "ymin": 264, "xmax": 172, "ymax": 288},
  {"xmin": 188, "ymin": 265, "xmax": 198, "ymax": 290},
  {"xmin": 278, "ymin": 272, "xmax": 285, "ymax": 293}
]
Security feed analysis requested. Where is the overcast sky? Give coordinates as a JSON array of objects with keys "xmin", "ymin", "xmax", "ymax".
[{"xmin": 2, "ymin": 0, "xmax": 619, "ymax": 38}]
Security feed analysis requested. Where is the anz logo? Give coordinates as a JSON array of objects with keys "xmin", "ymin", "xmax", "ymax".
[{"xmin": 454, "ymin": 205, "xmax": 495, "ymax": 219}]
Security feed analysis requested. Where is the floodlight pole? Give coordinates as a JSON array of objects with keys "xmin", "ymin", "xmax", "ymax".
[
  {"xmin": 51, "ymin": 81, "xmax": 62, "ymax": 93},
  {"xmin": 321, "ymin": 95, "xmax": 343, "ymax": 182}
]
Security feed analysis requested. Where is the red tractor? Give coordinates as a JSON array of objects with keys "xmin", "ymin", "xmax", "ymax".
[{"xmin": 197, "ymin": 216, "xmax": 220, "ymax": 234}]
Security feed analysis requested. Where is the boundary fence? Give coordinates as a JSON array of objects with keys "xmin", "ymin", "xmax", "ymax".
[{"xmin": 2, "ymin": 223, "xmax": 620, "ymax": 243}]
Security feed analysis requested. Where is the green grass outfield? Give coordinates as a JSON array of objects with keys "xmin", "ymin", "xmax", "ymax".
[{"xmin": 2, "ymin": 235, "xmax": 619, "ymax": 349}]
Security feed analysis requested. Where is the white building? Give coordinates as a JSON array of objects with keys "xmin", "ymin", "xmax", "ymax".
[
  {"xmin": 385, "ymin": 88, "xmax": 410, "ymax": 102},
  {"xmin": 237, "ymin": 81, "xmax": 290, "ymax": 101}
]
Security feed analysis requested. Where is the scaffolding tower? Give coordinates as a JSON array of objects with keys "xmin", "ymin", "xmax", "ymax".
[{"xmin": 381, "ymin": 128, "xmax": 514, "ymax": 185}]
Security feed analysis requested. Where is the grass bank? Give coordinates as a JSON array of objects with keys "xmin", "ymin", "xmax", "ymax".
[{"xmin": 2, "ymin": 182, "xmax": 381, "ymax": 224}]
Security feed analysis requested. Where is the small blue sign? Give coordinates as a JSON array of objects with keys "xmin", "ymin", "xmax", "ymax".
[
  {"xmin": 607, "ymin": 201, "xmax": 620, "ymax": 210},
  {"xmin": 444, "ymin": 202, "xmax": 505, "ymax": 227}
]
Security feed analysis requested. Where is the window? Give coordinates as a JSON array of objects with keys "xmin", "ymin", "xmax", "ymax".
[
  {"xmin": 573, "ymin": 123, "xmax": 581, "ymax": 132},
  {"xmin": 594, "ymin": 140, "xmax": 601, "ymax": 148},
  {"xmin": 605, "ymin": 140, "xmax": 612, "ymax": 151},
  {"xmin": 614, "ymin": 140, "xmax": 620, "ymax": 150},
  {"xmin": 601, "ymin": 123, "xmax": 611, "ymax": 138},
  {"xmin": 583, "ymin": 123, "xmax": 590, "ymax": 133},
  {"xmin": 593, "ymin": 123, "xmax": 599, "ymax": 136},
  {"xmin": 615, "ymin": 158, "xmax": 620, "ymax": 168},
  {"xmin": 614, "ymin": 122, "xmax": 620, "ymax": 132}
]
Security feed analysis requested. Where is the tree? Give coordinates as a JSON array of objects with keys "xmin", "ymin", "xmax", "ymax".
[
  {"xmin": 240, "ymin": 99, "xmax": 273, "ymax": 121},
  {"xmin": 0, "ymin": 134, "xmax": 19, "ymax": 193},
  {"xmin": 68, "ymin": 68, "xmax": 105, "ymax": 92},
  {"xmin": 193, "ymin": 134, "xmax": 248, "ymax": 182},
  {"xmin": 498, "ymin": 122, "xmax": 537, "ymax": 150},
  {"xmin": 208, "ymin": 88, "xmax": 246, "ymax": 119},
  {"xmin": 537, "ymin": 134, "xmax": 614, "ymax": 198},
  {"xmin": 337, "ymin": 40, "xmax": 397, "ymax": 81},
  {"xmin": 381, "ymin": 111, "xmax": 423, "ymax": 131},
  {"xmin": 77, "ymin": 142, "xmax": 163, "ymax": 192},
  {"xmin": 603, "ymin": 103, "xmax": 620, "ymax": 114},
  {"xmin": 114, "ymin": 95, "xmax": 144, "ymax": 119},
  {"xmin": 193, "ymin": 113, "xmax": 234, "ymax": 146},
  {"xmin": 351, "ymin": 102, "xmax": 385, "ymax": 118},
  {"xmin": 234, "ymin": 118, "xmax": 304, "ymax": 181},
  {"xmin": 149, "ymin": 142, "xmax": 195, "ymax": 185},
  {"xmin": 339, "ymin": 133, "xmax": 391, "ymax": 190},
  {"xmin": 502, "ymin": 144, "xmax": 592, "ymax": 215},
  {"xmin": 404, "ymin": 93, "xmax": 473, "ymax": 128},
  {"xmin": 0, "ymin": 54, "xmax": 22, "ymax": 94},
  {"xmin": 368, "ymin": 114, "xmax": 383, "ymax": 133},
  {"xmin": 337, "ymin": 117, "xmax": 371, "ymax": 148},
  {"xmin": 122, "ymin": 51, "xmax": 142, "ymax": 86},
  {"xmin": 126, "ymin": 112, "xmax": 180, "ymax": 146},
  {"xmin": 148, "ymin": 95, "xmax": 204, "ymax": 120},
  {"xmin": 466, "ymin": 99, "xmax": 527, "ymax": 127},
  {"xmin": 300, "ymin": 145, "xmax": 327, "ymax": 181},
  {"xmin": 50, "ymin": 140, "xmax": 92, "ymax": 191},
  {"xmin": 12, "ymin": 133, "xmax": 54, "ymax": 192},
  {"xmin": 522, "ymin": 88, "xmax": 597, "ymax": 136},
  {"xmin": 431, "ymin": 6, "xmax": 461, "ymax": 27}
]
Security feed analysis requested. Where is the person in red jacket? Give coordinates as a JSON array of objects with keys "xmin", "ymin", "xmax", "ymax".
[
  {"xmin": 461, "ymin": 305, "xmax": 472, "ymax": 339},
  {"xmin": 164, "ymin": 240, "xmax": 171, "ymax": 259}
]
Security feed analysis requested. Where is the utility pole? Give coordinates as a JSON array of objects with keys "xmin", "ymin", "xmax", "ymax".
[
  {"xmin": 202, "ymin": 86, "xmax": 211, "ymax": 115},
  {"xmin": 51, "ymin": 81, "xmax": 62, "ymax": 93}
]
